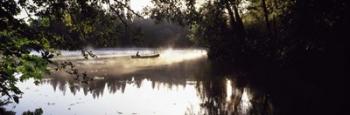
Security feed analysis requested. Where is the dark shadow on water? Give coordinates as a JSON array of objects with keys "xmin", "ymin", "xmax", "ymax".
[{"xmin": 210, "ymin": 53, "xmax": 345, "ymax": 115}]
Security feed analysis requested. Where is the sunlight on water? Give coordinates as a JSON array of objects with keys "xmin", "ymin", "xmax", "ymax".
[
  {"xmin": 240, "ymin": 88, "xmax": 252, "ymax": 114},
  {"xmin": 226, "ymin": 79, "xmax": 233, "ymax": 102}
]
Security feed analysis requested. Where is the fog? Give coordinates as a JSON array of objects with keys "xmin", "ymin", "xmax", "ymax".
[{"xmin": 51, "ymin": 48, "xmax": 207, "ymax": 78}]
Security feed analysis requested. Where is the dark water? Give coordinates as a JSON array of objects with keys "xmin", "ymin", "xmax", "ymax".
[{"xmin": 2, "ymin": 48, "xmax": 272, "ymax": 115}]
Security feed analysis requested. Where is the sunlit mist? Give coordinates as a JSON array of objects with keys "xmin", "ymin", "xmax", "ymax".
[
  {"xmin": 160, "ymin": 48, "xmax": 207, "ymax": 64},
  {"xmin": 51, "ymin": 48, "xmax": 207, "ymax": 77}
]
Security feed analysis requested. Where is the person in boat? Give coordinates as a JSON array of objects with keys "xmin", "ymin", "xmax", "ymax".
[{"xmin": 136, "ymin": 51, "xmax": 140, "ymax": 57}]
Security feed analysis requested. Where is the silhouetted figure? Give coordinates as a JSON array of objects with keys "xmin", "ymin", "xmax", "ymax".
[{"xmin": 136, "ymin": 51, "xmax": 140, "ymax": 57}]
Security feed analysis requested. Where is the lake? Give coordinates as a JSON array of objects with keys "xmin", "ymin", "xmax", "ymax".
[{"xmin": 1, "ymin": 48, "xmax": 272, "ymax": 115}]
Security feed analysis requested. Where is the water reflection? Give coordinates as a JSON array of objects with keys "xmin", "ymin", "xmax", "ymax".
[{"xmin": 2, "ymin": 49, "xmax": 273, "ymax": 115}]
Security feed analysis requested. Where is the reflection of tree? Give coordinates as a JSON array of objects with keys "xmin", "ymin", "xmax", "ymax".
[
  {"xmin": 0, "ymin": 106, "xmax": 43, "ymax": 115},
  {"xmin": 43, "ymin": 58, "xmax": 209, "ymax": 99},
  {"xmin": 0, "ymin": 107, "xmax": 15, "ymax": 115},
  {"xmin": 193, "ymin": 75, "xmax": 273, "ymax": 115},
  {"xmin": 196, "ymin": 77, "xmax": 229, "ymax": 114},
  {"xmin": 40, "ymin": 58, "xmax": 273, "ymax": 114}
]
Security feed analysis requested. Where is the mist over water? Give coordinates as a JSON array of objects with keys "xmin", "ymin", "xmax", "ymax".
[
  {"xmin": 53, "ymin": 48, "xmax": 207, "ymax": 77},
  {"xmin": 3, "ymin": 48, "xmax": 271, "ymax": 115}
]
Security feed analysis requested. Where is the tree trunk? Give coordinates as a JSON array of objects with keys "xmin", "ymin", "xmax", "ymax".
[
  {"xmin": 230, "ymin": 0, "xmax": 245, "ymax": 38},
  {"xmin": 224, "ymin": 0, "xmax": 236, "ymax": 29},
  {"xmin": 261, "ymin": 0, "xmax": 272, "ymax": 38}
]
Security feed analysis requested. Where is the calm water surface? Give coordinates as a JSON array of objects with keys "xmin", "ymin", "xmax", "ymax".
[{"xmin": 2, "ymin": 48, "xmax": 271, "ymax": 115}]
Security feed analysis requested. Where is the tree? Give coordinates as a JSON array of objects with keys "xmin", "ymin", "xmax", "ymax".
[
  {"xmin": 0, "ymin": 0, "xmax": 142, "ymax": 103},
  {"xmin": 1, "ymin": 0, "xmax": 55, "ymax": 103}
]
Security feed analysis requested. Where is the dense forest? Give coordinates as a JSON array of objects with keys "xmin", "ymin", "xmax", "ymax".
[{"xmin": 1, "ymin": 0, "xmax": 347, "ymax": 115}]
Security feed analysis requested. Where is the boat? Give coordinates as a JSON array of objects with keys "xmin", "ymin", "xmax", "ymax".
[{"xmin": 131, "ymin": 54, "xmax": 160, "ymax": 58}]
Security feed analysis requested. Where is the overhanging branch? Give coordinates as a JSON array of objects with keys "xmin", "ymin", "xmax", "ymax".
[{"xmin": 113, "ymin": 0, "xmax": 143, "ymax": 18}]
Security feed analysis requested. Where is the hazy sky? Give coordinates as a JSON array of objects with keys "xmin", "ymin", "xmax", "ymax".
[{"xmin": 130, "ymin": 0, "xmax": 152, "ymax": 13}]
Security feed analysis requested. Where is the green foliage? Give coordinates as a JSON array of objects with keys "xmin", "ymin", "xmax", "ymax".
[
  {"xmin": 1, "ymin": 0, "xmax": 58, "ymax": 103},
  {"xmin": 28, "ymin": 0, "xmax": 139, "ymax": 49},
  {"xmin": 0, "ymin": 30, "xmax": 52, "ymax": 103},
  {"xmin": 0, "ymin": 0, "xmax": 146, "ymax": 103}
]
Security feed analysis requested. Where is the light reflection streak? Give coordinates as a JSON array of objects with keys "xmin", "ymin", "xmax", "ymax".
[
  {"xmin": 226, "ymin": 79, "xmax": 233, "ymax": 102},
  {"xmin": 240, "ymin": 88, "xmax": 252, "ymax": 114}
]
